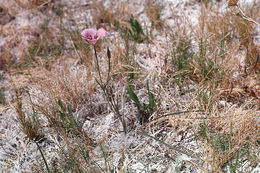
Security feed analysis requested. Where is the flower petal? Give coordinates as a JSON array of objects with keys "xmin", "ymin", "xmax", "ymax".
[
  {"xmin": 88, "ymin": 39, "xmax": 98, "ymax": 45},
  {"xmin": 81, "ymin": 28, "xmax": 96, "ymax": 39},
  {"xmin": 97, "ymin": 28, "xmax": 106, "ymax": 38}
]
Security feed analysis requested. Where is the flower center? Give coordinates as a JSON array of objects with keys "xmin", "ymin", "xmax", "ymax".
[{"xmin": 87, "ymin": 35, "xmax": 93, "ymax": 40}]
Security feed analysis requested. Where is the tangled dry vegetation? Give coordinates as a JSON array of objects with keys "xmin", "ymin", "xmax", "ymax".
[{"xmin": 0, "ymin": 0, "xmax": 259, "ymax": 172}]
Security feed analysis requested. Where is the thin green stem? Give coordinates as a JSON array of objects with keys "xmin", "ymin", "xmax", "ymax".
[
  {"xmin": 94, "ymin": 46, "xmax": 103, "ymax": 86},
  {"xmin": 93, "ymin": 46, "xmax": 127, "ymax": 134},
  {"xmin": 35, "ymin": 141, "xmax": 50, "ymax": 173}
]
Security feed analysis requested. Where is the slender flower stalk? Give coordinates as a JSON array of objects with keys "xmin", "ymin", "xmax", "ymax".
[
  {"xmin": 94, "ymin": 46, "xmax": 103, "ymax": 85},
  {"xmin": 36, "ymin": 141, "xmax": 50, "ymax": 173},
  {"xmin": 81, "ymin": 28, "xmax": 127, "ymax": 134}
]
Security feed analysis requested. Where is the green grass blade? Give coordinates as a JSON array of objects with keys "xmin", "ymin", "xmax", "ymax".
[
  {"xmin": 126, "ymin": 83, "xmax": 141, "ymax": 108},
  {"xmin": 146, "ymin": 81, "xmax": 155, "ymax": 109}
]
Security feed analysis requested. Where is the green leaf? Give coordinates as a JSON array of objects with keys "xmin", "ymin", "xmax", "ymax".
[
  {"xmin": 127, "ymin": 15, "xmax": 146, "ymax": 43},
  {"xmin": 57, "ymin": 100, "xmax": 67, "ymax": 124},
  {"xmin": 67, "ymin": 106, "xmax": 72, "ymax": 115},
  {"xmin": 57, "ymin": 99, "xmax": 65, "ymax": 111},
  {"xmin": 126, "ymin": 83, "xmax": 141, "ymax": 108},
  {"xmin": 58, "ymin": 110, "xmax": 66, "ymax": 122},
  {"xmin": 147, "ymin": 81, "xmax": 155, "ymax": 109}
]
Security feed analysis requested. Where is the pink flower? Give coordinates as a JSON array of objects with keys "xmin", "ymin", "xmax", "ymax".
[{"xmin": 81, "ymin": 28, "xmax": 106, "ymax": 45}]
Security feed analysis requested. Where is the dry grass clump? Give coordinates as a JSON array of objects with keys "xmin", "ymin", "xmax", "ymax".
[
  {"xmin": 190, "ymin": 3, "xmax": 260, "ymax": 109},
  {"xmin": 13, "ymin": 82, "xmax": 96, "ymax": 172},
  {"xmin": 159, "ymin": 3, "xmax": 260, "ymax": 171},
  {"xmin": 28, "ymin": 65, "xmax": 95, "ymax": 113},
  {"xmin": 29, "ymin": 0, "xmax": 49, "ymax": 7},
  {"xmin": 144, "ymin": 0, "xmax": 163, "ymax": 30},
  {"xmin": 0, "ymin": 5, "xmax": 15, "ymax": 70},
  {"xmin": 92, "ymin": 1, "xmax": 118, "ymax": 28},
  {"xmin": 9, "ymin": 0, "xmax": 49, "ymax": 10},
  {"xmin": 196, "ymin": 105, "xmax": 259, "ymax": 172},
  {"xmin": 92, "ymin": 1, "xmax": 131, "ymax": 29},
  {"xmin": 0, "ymin": 5, "xmax": 50, "ymax": 70},
  {"xmin": 0, "ymin": 48, "xmax": 12, "ymax": 70},
  {"xmin": 227, "ymin": 0, "xmax": 239, "ymax": 7},
  {"xmin": 22, "ymin": 36, "xmax": 62, "ymax": 69},
  {"xmin": 0, "ymin": 5, "xmax": 15, "ymax": 25},
  {"xmin": 14, "ymin": 89, "xmax": 44, "ymax": 142},
  {"xmin": 180, "ymin": 8, "xmax": 260, "ymax": 172}
]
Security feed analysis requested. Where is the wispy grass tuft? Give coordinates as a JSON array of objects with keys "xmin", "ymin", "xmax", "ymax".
[{"xmin": 195, "ymin": 105, "xmax": 259, "ymax": 172}]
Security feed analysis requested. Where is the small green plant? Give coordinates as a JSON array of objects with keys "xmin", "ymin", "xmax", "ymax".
[
  {"xmin": 172, "ymin": 37, "xmax": 193, "ymax": 71},
  {"xmin": 100, "ymin": 143, "xmax": 116, "ymax": 172},
  {"xmin": 56, "ymin": 99, "xmax": 80, "ymax": 132},
  {"xmin": 212, "ymin": 133, "xmax": 231, "ymax": 152},
  {"xmin": 125, "ymin": 15, "xmax": 148, "ymax": 43},
  {"xmin": 196, "ymin": 120, "xmax": 258, "ymax": 172},
  {"xmin": 120, "ymin": 27, "xmax": 140, "ymax": 81},
  {"xmin": 197, "ymin": 121, "xmax": 232, "ymax": 152},
  {"xmin": 226, "ymin": 144, "xmax": 250, "ymax": 173},
  {"xmin": 187, "ymin": 35, "xmax": 224, "ymax": 85},
  {"xmin": 171, "ymin": 36, "xmax": 194, "ymax": 85},
  {"xmin": 25, "ymin": 42, "xmax": 39, "ymax": 65},
  {"xmin": 194, "ymin": 55, "xmax": 217, "ymax": 81},
  {"xmin": 34, "ymin": 98, "xmax": 95, "ymax": 172},
  {"xmin": 197, "ymin": 121, "xmax": 209, "ymax": 142},
  {"xmin": 14, "ymin": 89, "xmax": 49, "ymax": 173},
  {"xmin": 126, "ymin": 81, "xmax": 155, "ymax": 124},
  {"xmin": 58, "ymin": 146, "xmax": 83, "ymax": 173},
  {"xmin": 197, "ymin": 88, "xmax": 212, "ymax": 111}
]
